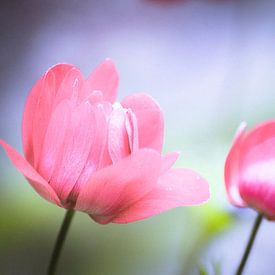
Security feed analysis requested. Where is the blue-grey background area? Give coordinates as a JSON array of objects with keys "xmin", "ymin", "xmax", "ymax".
[{"xmin": 1, "ymin": 0, "xmax": 275, "ymax": 274}]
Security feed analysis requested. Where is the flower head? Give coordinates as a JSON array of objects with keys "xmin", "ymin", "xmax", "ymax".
[
  {"xmin": 1, "ymin": 60, "xmax": 209, "ymax": 224},
  {"xmin": 225, "ymin": 120, "xmax": 275, "ymax": 219}
]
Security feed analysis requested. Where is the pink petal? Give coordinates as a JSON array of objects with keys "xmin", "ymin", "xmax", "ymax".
[
  {"xmin": 161, "ymin": 152, "xmax": 179, "ymax": 174},
  {"xmin": 86, "ymin": 103, "xmax": 111, "ymax": 170},
  {"xmin": 32, "ymin": 68, "xmax": 85, "ymax": 170},
  {"xmin": 224, "ymin": 122, "xmax": 247, "ymax": 207},
  {"xmin": 238, "ymin": 120, "xmax": 275, "ymax": 218},
  {"xmin": 125, "ymin": 109, "xmax": 139, "ymax": 153},
  {"xmin": 239, "ymin": 159, "xmax": 275, "ymax": 219},
  {"xmin": 0, "ymin": 140, "xmax": 60, "ymax": 205},
  {"xmin": 240, "ymin": 120, "xmax": 275, "ymax": 166},
  {"xmin": 38, "ymin": 100, "xmax": 96, "ymax": 205},
  {"xmin": 75, "ymin": 149, "xmax": 162, "ymax": 224},
  {"xmin": 112, "ymin": 168, "xmax": 209, "ymax": 224},
  {"xmin": 86, "ymin": 60, "xmax": 119, "ymax": 103},
  {"xmin": 108, "ymin": 106, "xmax": 131, "ymax": 163},
  {"xmin": 72, "ymin": 103, "xmax": 111, "ymax": 198},
  {"xmin": 22, "ymin": 64, "xmax": 83, "ymax": 168},
  {"xmin": 37, "ymin": 100, "xmax": 71, "ymax": 184},
  {"xmin": 54, "ymin": 67, "xmax": 85, "ymax": 105},
  {"xmin": 121, "ymin": 93, "xmax": 164, "ymax": 152},
  {"xmin": 86, "ymin": 90, "xmax": 104, "ymax": 104}
]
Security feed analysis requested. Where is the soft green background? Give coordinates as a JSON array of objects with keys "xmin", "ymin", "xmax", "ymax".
[{"xmin": 1, "ymin": 0, "xmax": 275, "ymax": 274}]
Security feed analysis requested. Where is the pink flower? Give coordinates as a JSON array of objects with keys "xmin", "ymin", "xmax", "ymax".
[
  {"xmin": 225, "ymin": 120, "xmax": 275, "ymax": 219},
  {"xmin": 0, "ymin": 60, "xmax": 209, "ymax": 224}
]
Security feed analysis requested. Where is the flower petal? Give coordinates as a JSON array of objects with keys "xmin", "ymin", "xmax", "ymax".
[
  {"xmin": 239, "ymin": 159, "xmax": 275, "ymax": 219},
  {"xmin": 86, "ymin": 60, "xmax": 119, "ymax": 103},
  {"xmin": 71, "ymin": 103, "xmax": 111, "ymax": 201},
  {"xmin": 238, "ymin": 120, "xmax": 275, "ymax": 218},
  {"xmin": 54, "ymin": 67, "xmax": 85, "ymax": 105},
  {"xmin": 108, "ymin": 106, "xmax": 130, "ymax": 163},
  {"xmin": 112, "ymin": 168, "xmax": 209, "ymax": 223},
  {"xmin": 121, "ymin": 93, "xmax": 164, "ymax": 152},
  {"xmin": 75, "ymin": 149, "xmax": 162, "ymax": 224},
  {"xmin": 0, "ymin": 140, "xmax": 60, "ymax": 205},
  {"xmin": 125, "ymin": 109, "xmax": 139, "ymax": 153},
  {"xmin": 224, "ymin": 122, "xmax": 247, "ymax": 207},
  {"xmin": 22, "ymin": 64, "xmax": 84, "ymax": 168},
  {"xmin": 38, "ymin": 100, "xmax": 96, "ymax": 205},
  {"xmin": 37, "ymin": 100, "xmax": 71, "ymax": 184},
  {"xmin": 240, "ymin": 120, "xmax": 275, "ymax": 166}
]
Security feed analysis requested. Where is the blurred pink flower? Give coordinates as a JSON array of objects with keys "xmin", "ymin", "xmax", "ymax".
[
  {"xmin": 225, "ymin": 121, "xmax": 275, "ymax": 219},
  {"xmin": 0, "ymin": 60, "xmax": 209, "ymax": 224}
]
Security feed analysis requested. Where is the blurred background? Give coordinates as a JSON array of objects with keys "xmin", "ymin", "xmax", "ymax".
[{"xmin": 1, "ymin": 0, "xmax": 275, "ymax": 274}]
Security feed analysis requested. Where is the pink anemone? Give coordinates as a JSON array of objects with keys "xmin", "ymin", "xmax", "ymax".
[{"xmin": 0, "ymin": 60, "xmax": 209, "ymax": 224}]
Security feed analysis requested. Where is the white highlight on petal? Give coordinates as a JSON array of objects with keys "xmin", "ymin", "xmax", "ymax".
[
  {"xmin": 112, "ymin": 102, "xmax": 130, "ymax": 114},
  {"xmin": 112, "ymin": 102, "xmax": 123, "ymax": 110},
  {"xmin": 230, "ymin": 184, "xmax": 244, "ymax": 204},
  {"xmin": 242, "ymin": 159, "xmax": 275, "ymax": 184}
]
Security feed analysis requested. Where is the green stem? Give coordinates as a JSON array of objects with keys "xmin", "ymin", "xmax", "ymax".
[
  {"xmin": 236, "ymin": 213, "xmax": 263, "ymax": 275},
  {"xmin": 47, "ymin": 209, "xmax": 75, "ymax": 275}
]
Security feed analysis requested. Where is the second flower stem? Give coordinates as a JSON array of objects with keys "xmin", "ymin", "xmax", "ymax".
[
  {"xmin": 236, "ymin": 212, "xmax": 263, "ymax": 275},
  {"xmin": 47, "ymin": 209, "xmax": 75, "ymax": 275}
]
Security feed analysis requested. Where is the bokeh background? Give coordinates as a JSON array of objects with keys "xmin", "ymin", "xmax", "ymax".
[{"xmin": 1, "ymin": 0, "xmax": 275, "ymax": 274}]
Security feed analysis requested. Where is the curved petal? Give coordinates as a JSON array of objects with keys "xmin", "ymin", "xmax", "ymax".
[
  {"xmin": 38, "ymin": 100, "xmax": 96, "ymax": 205},
  {"xmin": 121, "ymin": 93, "xmax": 164, "ymax": 152},
  {"xmin": 32, "ymin": 67, "xmax": 85, "ymax": 170},
  {"xmin": 75, "ymin": 149, "xmax": 162, "ymax": 224},
  {"xmin": 0, "ymin": 140, "xmax": 60, "ymax": 205},
  {"xmin": 239, "ymin": 159, "xmax": 275, "ymax": 219},
  {"xmin": 86, "ymin": 60, "xmax": 119, "ymax": 103},
  {"xmin": 22, "ymin": 64, "xmax": 83, "ymax": 168},
  {"xmin": 240, "ymin": 120, "xmax": 275, "ymax": 166},
  {"xmin": 53, "ymin": 67, "xmax": 85, "ymax": 105},
  {"xmin": 69, "ymin": 103, "xmax": 111, "ymax": 204},
  {"xmin": 112, "ymin": 168, "xmax": 209, "ymax": 224},
  {"xmin": 125, "ymin": 109, "xmax": 139, "ymax": 153},
  {"xmin": 108, "ymin": 106, "xmax": 130, "ymax": 163},
  {"xmin": 238, "ymin": 120, "xmax": 275, "ymax": 218},
  {"xmin": 224, "ymin": 122, "xmax": 247, "ymax": 207},
  {"xmin": 37, "ymin": 100, "xmax": 71, "ymax": 184}
]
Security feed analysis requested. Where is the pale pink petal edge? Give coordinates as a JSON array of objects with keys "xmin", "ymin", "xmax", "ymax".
[
  {"xmin": 0, "ymin": 140, "xmax": 61, "ymax": 205},
  {"xmin": 224, "ymin": 122, "xmax": 247, "ymax": 207}
]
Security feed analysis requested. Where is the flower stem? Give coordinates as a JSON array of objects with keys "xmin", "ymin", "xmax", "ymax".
[
  {"xmin": 47, "ymin": 209, "xmax": 75, "ymax": 275},
  {"xmin": 236, "ymin": 213, "xmax": 263, "ymax": 275}
]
